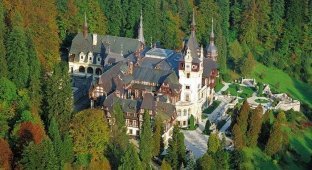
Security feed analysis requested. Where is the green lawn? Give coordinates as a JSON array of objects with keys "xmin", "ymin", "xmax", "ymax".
[
  {"xmin": 226, "ymin": 84, "xmax": 255, "ymax": 99},
  {"xmin": 251, "ymin": 62, "xmax": 312, "ymax": 106},
  {"xmin": 215, "ymin": 80, "xmax": 224, "ymax": 92},
  {"xmin": 289, "ymin": 128, "xmax": 312, "ymax": 163},
  {"xmin": 255, "ymin": 98, "xmax": 269, "ymax": 103},
  {"xmin": 241, "ymin": 147, "xmax": 279, "ymax": 170},
  {"xmin": 203, "ymin": 101, "xmax": 221, "ymax": 114}
]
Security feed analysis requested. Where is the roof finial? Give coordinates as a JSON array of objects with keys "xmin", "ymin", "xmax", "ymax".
[
  {"xmin": 210, "ymin": 17, "xmax": 214, "ymax": 38},
  {"xmin": 191, "ymin": 8, "xmax": 196, "ymax": 33},
  {"xmin": 138, "ymin": 10, "xmax": 145, "ymax": 44},
  {"xmin": 83, "ymin": 12, "xmax": 88, "ymax": 39}
]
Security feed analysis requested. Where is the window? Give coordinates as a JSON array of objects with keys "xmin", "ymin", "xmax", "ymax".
[
  {"xmin": 136, "ymin": 130, "xmax": 140, "ymax": 136},
  {"xmin": 129, "ymin": 129, "xmax": 133, "ymax": 135},
  {"xmin": 80, "ymin": 56, "xmax": 83, "ymax": 59},
  {"xmin": 177, "ymin": 109, "xmax": 181, "ymax": 116},
  {"xmin": 183, "ymin": 121, "xmax": 186, "ymax": 126},
  {"xmin": 185, "ymin": 94, "xmax": 190, "ymax": 101},
  {"xmin": 186, "ymin": 86, "xmax": 190, "ymax": 89},
  {"xmin": 183, "ymin": 109, "xmax": 187, "ymax": 116},
  {"xmin": 98, "ymin": 57, "xmax": 100, "ymax": 61},
  {"xmin": 133, "ymin": 120, "xmax": 137, "ymax": 127},
  {"xmin": 187, "ymin": 73, "xmax": 190, "ymax": 78},
  {"xmin": 89, "ymin": 57, "xmax": 92, "ymax": 61}
]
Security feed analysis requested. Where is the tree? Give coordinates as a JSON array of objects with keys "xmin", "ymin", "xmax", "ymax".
[
  {"xmin": 4, "ymin": 0, "xmax": 61, "ymax": 71},
  {"xmin": 166, "ymin": 125, "xmax": 185, "ymax": 169},
  {"xmin": 229, "ymin": 39, "xmax": 243, "ymax": 71},
  {"xmin": 198, "ymin": 153, "xmax": 216, "ymax": 170},
  {"xmin": 6, "ymin": 13, "xmax": 29, "ymax": 89},
  {"xmin": 247, "ymin": 105, "xmax": 263, "ymax": 147},
  {"xmin": 49, "ymin": 117, "xmax": 73, "ymax": 168},
  {"xmin": 241, "ymin": 52, "xmax": 256, "ymax": 77},
  {"xmin": 239, "ymin": 0, "xmax": 259, "ymax": 52},
  {"xmin": 70, "ymin": 109, "xmax": 109, "ymax": 162},
  {"xmin": 236, "ymin": 101, "xmax": 250, "ymax": 135},
  {"xmin": 122, "ymin": 0, "xmax": 141, "ymax": 38},
  {"xmin": 107, "ymin": 103, "xmax": 128, "ymax": 169},
  {"xmin": 106, "ymin": 0, "xmax": 123, "ymax": 36},
  {"xmin": 0, "ymin": 1, "xmax": 8, "ymax": 78},
  {"xmin": 20, "ymin": 139, "xmax": 58, "ymax": 170},
  {"xmin": 185, "ymin": 151, "xmax": 196, "ymax": 170},
  {"xmin": 161, "ymin": 160, "xmax": 172, "ymax": 170},
  {"xmin": 27, "ymin": 34, "xmax": 42, "ymax": 112},
  {"xmin": 19, "ymin": 122, "xmax": 45, "ymax": 145},
  {"xmin": 44, "ymin": 62, "xmax": 72, "ymax": 132},
  {"xmin": 139, "ymin": 111, "xmax": 153, "ymax": 168},
  {"xmin": 152, "ymin": 115, "xmax": 163, "ymax": 157},
  {"xmin": 203, "ymin": 119, "xmax": 212, "ymax": 135},
  {"xmin": 232, "ymin": 124, "xmax": 244, "ymax": 150},
  {"xmin": 264, "ymin": 119, "xmax": 283, "ymax": 156},
  {"xmin": 118, "ymin": 143, "xmax": 143, "ymax": 170},
  {"xmin": 0, "ymin": 138, "xmax": 12, "ymax": 170},
  {"xmin": 189, "ymin": 114, "xmax": 195, "ymax": 129},
  {"xmin": 207, "ymin": 132, "xmax": 220, "ymax": 154}
]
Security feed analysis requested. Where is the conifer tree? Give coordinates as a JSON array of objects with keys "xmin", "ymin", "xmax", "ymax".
[
  {"xmin": 49, "ymin": 117, "xmax": 73, "ymax": 168},
  {"xmin": 139, "ymin": 111, "xmax": 153, "ymax": 168},
  {"xmin": 232, "ymin": 124, "xmax": 244, "ymax": 150},
  {"xmin": 27, "ymin": 34, "xmax": 42, "ymax": 111},
  {"xmin": 108, "ymin": 103, "xmax": 128, "ymax": 169},
  {"xmin": 20, "ymin": 139, "xmax": 58, "ymax": 170},
  {"xmin": 203, "ymin": 119, "xmax": 212, "ymax": 135},
  {"xmin": 264, "ymin": 118, "xmax": 283, "ymax": 156},
  {"xmin": 44, "ymin": 62, "xmax": 72, "ymax": 132},
  {"xmin": 0, "ymin": 1, "xmax": 8, "ymax": 78},
  {"xmin": 152, "ymin": 115, "xmax": 163, "ymax": 157},
  {"xmin": 236, "ymin": 101, "xmax": 250, "ymax": 135},
  {"xmin": 107, "ymin": 0, "xmax": 123, "ymax": 36},
  {"xmin": 270, "ymin": 0, "xmax": 285, "ymax": 49},
  {"xmin": 122, "ymin": 0, "xmax": 141, "ymax": 38},
  {"xmin": 207, "ymin": 132, "xmax": 220, "ymax": 154},
  {"xmin": 247, "ymin": 105, "xmax": 263, "ymax": 147},
  {"xmin": 6, "ymin": 13, "xmax": 29, "ymax": 89},
  {"xmin": 166, "ymin": 125, "xmax": 185, "ymax": 169},
  {"xmin": 119, "ymin": 144, "xmax": 143, "ymax": 170}
]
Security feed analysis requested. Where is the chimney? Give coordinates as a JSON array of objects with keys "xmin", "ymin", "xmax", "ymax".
[
  {"xmin": 92, "ymin": 34, "xmax": 97, "ymax": 45},
  {"xmin": 129, "ymin": 62, "xmax": 134, "ymax": 74}
]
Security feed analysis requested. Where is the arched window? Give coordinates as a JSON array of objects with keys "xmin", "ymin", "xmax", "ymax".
[
  {"xmin": 95, "ymin": 68, "xmax": 102, "ymax": 75},
  {"xmin": 78, "ymin": 66, "xmax": 85, "ymax": 73},
  {"xmin": 87, "ymin": 67, "xmax": 94, "ymax": 74},
  {"xmin": 177, "ymin": 109, "xmax": 181, "ymax": 116}
]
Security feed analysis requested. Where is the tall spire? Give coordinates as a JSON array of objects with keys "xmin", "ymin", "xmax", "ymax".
[
  {"xmin": 138, "ymin": 10, "xmax": 145, "ymax": 44},
  {"xmin": 210, "ymin": 17, "xmax": 215, "ymax": 40},
  {"xmin": 83, "ymin": 12, "xmax": 88, "ymax": 39},
  {"xmin": 191, "ymin": 8, "xmax": 196, "ymax": 37}
]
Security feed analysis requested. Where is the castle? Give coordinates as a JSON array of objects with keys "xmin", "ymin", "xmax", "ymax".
[{"xmin": 68, "ymin": 11, "xmax": 218, "ymax": 146}]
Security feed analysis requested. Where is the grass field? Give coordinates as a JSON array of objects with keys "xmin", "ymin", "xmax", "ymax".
[
  {"xmin": 203, "ymin": 101, "xmax": 221, "ymax": 114},
  {"xmin": 226, "ymin": 84, "xmax": 255, "ymax": 99},
  {"xmin": 251, "ymin": 63, "xmax": 312, "ymax": 106},
  {"xmin": 241, "ymin": 147, "xmax": 279, "ymax": 170}
]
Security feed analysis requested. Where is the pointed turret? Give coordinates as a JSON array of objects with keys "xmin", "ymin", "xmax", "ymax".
[
  {"xmin": 206, "ymin": 17, "xmax": 218, "ymax": 61},
  {"xmin": 138, "ymin": 11, "xmax": 145, "ymax": 45},
  {"xmin": 210, "ymin": 18, "xmax": 215, "ymax": 44},
  {"xmin": 184, "ymin": 8, "xmax": 199, "ymax": 59},
  {"xmin": 83, "ymin": 12, "xmax": 88, "ymax": 39}
]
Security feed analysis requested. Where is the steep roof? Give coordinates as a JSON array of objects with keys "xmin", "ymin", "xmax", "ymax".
[{"xmin": 203, "ymin": 58, "xmax": 218, "ymax": 78}]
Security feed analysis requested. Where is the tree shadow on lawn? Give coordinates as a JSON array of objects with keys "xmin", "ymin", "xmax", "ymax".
[
  {"xmin": 289, "ymin": 131, "xmax": 312, "ymax": 163},
  {"xmin": 292, "ymin": 79, "xmax": 312, "ymax": 106}
]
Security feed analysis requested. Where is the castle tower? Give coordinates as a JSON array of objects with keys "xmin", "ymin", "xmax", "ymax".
[
  {"xmin": 177, "ymin": 9, "xmax": 204, "ymax": 125},
  {"xmin": 206, "ymin": 18, "xmax": 218, "ymax": 61},
  {"xmin": 83, "ymin": 12, "xmax": 88, "ymax": 39}
]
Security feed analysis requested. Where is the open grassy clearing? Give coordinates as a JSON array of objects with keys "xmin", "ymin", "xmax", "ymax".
[{"xmin": 251, "ymin": 62, "xmax": 312, "ymax": 106}]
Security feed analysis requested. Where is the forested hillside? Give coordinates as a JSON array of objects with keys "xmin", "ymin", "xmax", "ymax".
[{"xmin": 0, "ymin": 0, "xmax": 311, "ymax": 169}]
